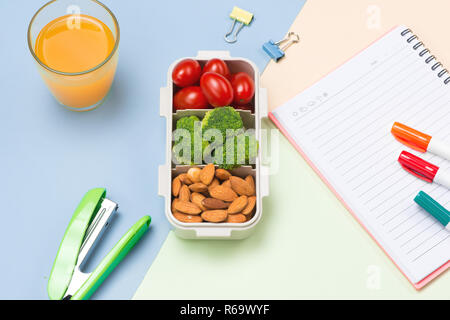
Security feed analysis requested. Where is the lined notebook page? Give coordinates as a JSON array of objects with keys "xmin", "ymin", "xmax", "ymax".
[{"xmin": 271, "ymin": 26, "xmax": 450, "ymax": 284}]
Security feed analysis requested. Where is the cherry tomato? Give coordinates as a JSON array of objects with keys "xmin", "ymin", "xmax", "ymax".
[
  {"xmin": 202, "ymin": 58, "xmax": 230, "ymax": 78},
  {"xmin": 173, "ymin": 86, "xmax": 208, "ymax": 110},
  {"xmin": 230, "ymin": 72, "xmax": 255, "ymax": 106},
  {"xmin": 200, "ymin": 72, "xmax": 234, "ymax": 107},
  {"xmin": 172, "ymin": 59, "xmax": 202, "ymax": 87}
]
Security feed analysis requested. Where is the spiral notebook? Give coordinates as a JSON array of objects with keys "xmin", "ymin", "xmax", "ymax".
[{"xmin": 269, "ymin": 26, "xmax": 450, "ymax": 288}]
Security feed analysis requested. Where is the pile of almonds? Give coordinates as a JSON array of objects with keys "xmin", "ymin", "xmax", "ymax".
[{"xmin": 171, "ymin": 164, "xmax": 256, "ymax": 223}]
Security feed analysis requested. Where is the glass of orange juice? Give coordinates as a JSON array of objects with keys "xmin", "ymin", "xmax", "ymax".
[{"xmin": 27, "ymin": 0, "xmax": 119, "ymax": 111}]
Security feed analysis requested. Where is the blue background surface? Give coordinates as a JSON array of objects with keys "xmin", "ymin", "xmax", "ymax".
[{"xmin": 0, "ymin": 0, "xmax": 305, "ymax": 299}]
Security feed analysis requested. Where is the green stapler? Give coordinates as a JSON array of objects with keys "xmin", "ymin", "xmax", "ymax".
[{"xmin": 47, "ymin": 188, "xmax": 151, "ymax": 300}]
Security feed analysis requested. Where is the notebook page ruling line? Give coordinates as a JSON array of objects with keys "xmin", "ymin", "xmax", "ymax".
[{"xmin": 270, "ymin": 25, "xmax": 449, "ymax": 286}]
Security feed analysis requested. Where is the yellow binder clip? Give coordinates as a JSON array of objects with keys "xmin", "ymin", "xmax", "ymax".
[{"xmin": 224, "ymin": 6, "xmax": 254, "ymax": 43}]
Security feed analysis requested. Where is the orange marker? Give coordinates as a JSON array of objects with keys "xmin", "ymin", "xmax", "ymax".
[{"xmin": 391, "ymin": 122, "xmax": 450, "ymax": 159}]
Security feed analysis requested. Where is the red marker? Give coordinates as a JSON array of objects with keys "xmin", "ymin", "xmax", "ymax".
[
  {"xmin": 398, "ymin": 151, "xmax": 450, "ymax": 187},
  {"xmin": 391, "ymin": 122, "xmax": 450, "ymax": 160}
]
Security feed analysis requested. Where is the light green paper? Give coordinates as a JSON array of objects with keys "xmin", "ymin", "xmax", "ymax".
[{"xmin": 134, "ymin": 121, "xmax": 450, "ymax": 299}]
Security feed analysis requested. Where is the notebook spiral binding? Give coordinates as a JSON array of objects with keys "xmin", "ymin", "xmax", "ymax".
[{"xmin": 401, "ymin": 28, "xmax": 450, "ymax": 85}]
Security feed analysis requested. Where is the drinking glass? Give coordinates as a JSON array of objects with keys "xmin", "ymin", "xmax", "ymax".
[{"xmin": 27, "ymin": 0, "xmax": 120, "ymax": 111}]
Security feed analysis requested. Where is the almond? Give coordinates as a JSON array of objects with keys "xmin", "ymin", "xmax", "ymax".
[
  {"xmin": 191, "ymin": 192, "xmax": 207, "ymax": 211},
  {"xmin": 208, "ymin": 178, "xmax": 220, "ymax": 193},
  {"xmin": 222, "ymin": 180, "xmax": 231, "ymax": 188},
  {"xmin": 189, "ymin": 182, "xmax": 208, "ymax": 193},
  {"xmin": 172, "ymin": 198, "xmax": 180, "ymax": 212},
  {"xmin": 242, "ymin": 196, "xmax": 256, "ymax": 215},
  {"xmin": 228, "ymin": 195, "xmax": 248, "ymax": 214},
  {"xmin": 215, "ymin": 168, "xmax": 231, "ymax": 180},
  {"xmin": 179, "ymin": 184, "xmax": 191, "ymax": 202},
  {"xmin": 245, "ymin": 175, "xmax": 256, "ymax": 195},
  {"xmin": 187, "ymin": 167, "xmax": 201, "ymax": 183},
  {"xmin": 178, "ymin": 173, "xmax": 192, "ymax": 185},
  {"xmin": 202, "ymin": 198, "xmax": 229, "ymax": 210},
  {"xmin": 174, "ymin": 200, "xmax": 201, "ymax": 215},
  {"xmin": 200, "ymin": 163, "xmax": 215, "ymax": 185},
  {"xmin": 230, "ymin": 176, "xmax": 253, "ymax": 196},
  {"xmin": 201, "ymin": 210, "xmax": 228, "ymax": 223},
  {"xmin": 209, "ymin": 185, "xmax": 238, "ymax": 202},
  {"xmin": 173, "ymin": 212, "xmax": 203, "ymax": 223},
  {"xmin": 172, "ymin": 177, "xmax": 181, "ymax": 197},
  {"xmin": 226, "ymin": 214, "xmax": 246, "ymax": 223}
]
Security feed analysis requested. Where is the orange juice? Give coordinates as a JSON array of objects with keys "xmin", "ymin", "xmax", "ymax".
[{"xmin": 34, "ymin": 14, "xmax": 118, "ymax": 110}]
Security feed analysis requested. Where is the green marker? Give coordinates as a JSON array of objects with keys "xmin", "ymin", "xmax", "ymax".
[{"xmin": 414, "ymin": 191, "xmax": 450, "ymax": 231}]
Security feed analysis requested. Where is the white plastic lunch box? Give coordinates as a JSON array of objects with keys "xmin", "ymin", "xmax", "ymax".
[{"xmin": 158, "ymin": 51, "xmax": 269, "ymax": 240}]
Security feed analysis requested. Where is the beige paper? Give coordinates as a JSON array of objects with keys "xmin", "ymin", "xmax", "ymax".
[{"xmin": 263, "ymin": 0, "xmax": 450, "ymax": 112}]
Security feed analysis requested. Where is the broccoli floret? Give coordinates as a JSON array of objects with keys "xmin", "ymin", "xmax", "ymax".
[
  {"xmin": 201, "ymin": 107, "xmax": 258, "ymax": 169},
  {"xmin": 203, "ymin": 129, "xmax": 258, "ymax": 169},
  {"xmin": 220, "ymin": 131, "xmax": 258, "ymax": 169},
  {"xmin": 176, "ymin": 115, "xmax": 200, "ymax": 132},
  {"xmin": 201, "ymin": 107, "xmax": 244, "ymax": 138},
  {"xmin": 173, "ymin": 116, "xmax": 202, "ymax": 164}
]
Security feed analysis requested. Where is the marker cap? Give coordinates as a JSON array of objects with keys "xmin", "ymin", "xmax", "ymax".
[
  {"xmin": 398, "ymin": 151, "xmax": 439, "ymax": 183},
  {"xmin": 414, "ymin": 191, "xmax": 450, "ymax": 227},
  {"xmin": 391, "ymin": 122, "xmax": 431, "ymax": 152}
]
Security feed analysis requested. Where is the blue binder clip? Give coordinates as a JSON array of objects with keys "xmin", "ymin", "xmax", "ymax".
[{"xmin": 262, "ymin": 32, "xmax": 300, "ymax": 62}]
